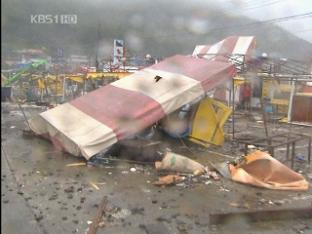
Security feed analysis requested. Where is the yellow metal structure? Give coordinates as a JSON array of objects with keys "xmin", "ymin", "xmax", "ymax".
[
  {"xmin": 233, "ymin": 75, "xmax": 246, "ymax": 87},
  {"xmin": 1, "ymin": 74, "xmax": 7, "ymax": 85},
  {"xmin": 262, "ymin": 80, "xmax": 291, "ymax": 114},
  {"xmin": 86, "ymin": 71, "xmax": 132, "ymax": 79},
  {"xmin": 189, "ymin": 97, "xmax": 232, "ymax": 147},
  {"xmin": 66, "ymin": 75, "xmax": 84, "ymax": 83}
]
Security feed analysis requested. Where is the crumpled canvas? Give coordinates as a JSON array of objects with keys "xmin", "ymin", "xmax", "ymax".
[{"xmin": 229, "ymin": 150, "xmax": 309, "ymax": 191}]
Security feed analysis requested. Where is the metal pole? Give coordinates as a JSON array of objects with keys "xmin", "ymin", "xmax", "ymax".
[
  {"xmin": 17, "ymin": 102, "xmax": 31, "ymax": 129},
  {"xmin": 291, "ymin": 142, "xmax": 295, "ymax": 169},
  {"xmin": 62, "ymin": 76, "xmax": 66, "ymax": 102},
  {"xmin": 232, "ymin": 78, "xmax": 235, "ymax": 140},
  {"xmin": 287, "ymin": 79, "xmax": 295, "ymax": 122},
  {"xmin": 260, "ymin": 98, "xmax": 269, "ymax": 139},
  {"xmin": 308, "ymin": 137, "xmax": 311, "ymax": 164}
]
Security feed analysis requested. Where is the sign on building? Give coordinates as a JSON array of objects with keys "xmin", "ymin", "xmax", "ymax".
[{"xmin": 113, "ymin": 39, "xmax": 124, "ymax": 65}]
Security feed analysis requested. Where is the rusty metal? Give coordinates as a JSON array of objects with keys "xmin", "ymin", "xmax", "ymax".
[
  {"xmin": 209, "ymin": 207, "xmax": 312, "ymax": 225},
  {"xmin": 232, "ymin": 78, "xmax": 235, "ymax": 140},
  {"xmin": 237, "ymin": 133, "xmax": 311, "ymax": 168}
]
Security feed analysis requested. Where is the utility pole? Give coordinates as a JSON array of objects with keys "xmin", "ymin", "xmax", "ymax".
[{"xmin": 95, "ymin": 23, "xmax": 101, "ymax": 72}]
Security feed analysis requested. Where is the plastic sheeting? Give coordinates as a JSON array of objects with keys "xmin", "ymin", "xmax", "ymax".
[{"xmin": 229, "ymin": 150, "xmax": 309, "ymax": 191}]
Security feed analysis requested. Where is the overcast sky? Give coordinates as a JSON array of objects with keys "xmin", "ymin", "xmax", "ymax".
[{"xmin": 206, "ymin": 0, "xmax": 312, "ymax": 43}]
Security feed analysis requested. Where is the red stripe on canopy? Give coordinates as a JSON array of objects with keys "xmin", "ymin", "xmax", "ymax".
[
  {"xmin": 215, "ymin": 36, "xmax": 239, "ymax": 61},
  {"xmin": 150, "ymin": 55, "xmax": 235, "ymax": 91},
  {"xmin": 70, "ymin": 85, "xmax": 166, "ymax": 139}
]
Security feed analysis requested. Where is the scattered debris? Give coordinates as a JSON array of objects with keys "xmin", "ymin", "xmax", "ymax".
[
  {"xmin": 155, "ymin": 152, "xmax": 206, "ymax": 175},
  {"xmin": 229, "ymin": 202, "xmax": 250, "ymax": 209},
  {"xmin": 153, "ymin": 175, "xmax": 186, "ymax": 186},
  {"xmin": 111, "ymin": 208, "xmax": 131, "ymax": 219},
  {"xmin": 273, "ymin": 200, "xmax": 285, "ymax": 206},
  {"xmin": 130, "ymin": 168, "xmax": 136, "ymax": 172},
  {"xmin": 247, "ymin": 144, "xmax": 256, "ymax": 149},
  {"xmin": 208, "ymin": 171, "xmax": 220, "ymax": 180},
  {"xmin": 89, "ymin": 182, "xmax": 100, "ymax": 190},
  {"xmin": 210, "ymin": 162, "xmax": 231, "ymax": 179},
  {"xmin": 219, "ymin": 186, "xmax": 230, "ymax": 192},
  {"xmin": 66, "ymin": 162, "xmax": 86, "ymax": 167},
  {"xmin": 98, "ymin": 221, "xmax": 105, "ymax": 228}
]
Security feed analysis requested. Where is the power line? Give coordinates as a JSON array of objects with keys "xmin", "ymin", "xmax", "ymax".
[
  {"xmin": 241, "ymin": 0, "xmax": 284, "ymax": 11},
  {"xmin": 293, "ymin": 28, "xmax": 312, "ymax": 34},
  {"xmin": 211, "ymin": 12, "xmax": 312, "ymax": 31},
  {"xmin": 220, "ymin": 0, "xmax": 285, "ymax": 13},
  {"xmin": 142, "ymin": 12, "xmax": 312, "ymax": 40}
]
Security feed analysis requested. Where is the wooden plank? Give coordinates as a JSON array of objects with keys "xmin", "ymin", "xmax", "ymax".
[
  {"xmin": 87, "ymin": 196, "xmax": 108, "ymax": 234},
  {"xmin": 291, "ymin": 95, "xmax": 312, "ymax": 123}
]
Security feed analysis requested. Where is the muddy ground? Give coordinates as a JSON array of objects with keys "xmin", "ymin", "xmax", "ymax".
[{"xmin": 1, "ymin": 103, "xmax": 312, "ymax": 234}]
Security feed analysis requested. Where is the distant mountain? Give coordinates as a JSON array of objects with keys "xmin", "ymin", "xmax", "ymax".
[{"xmin": 2, "ymin": 0, "xmax": 312, "ymax": 62}]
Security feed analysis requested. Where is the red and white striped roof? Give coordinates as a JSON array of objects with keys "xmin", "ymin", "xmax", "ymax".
[
  {"xmin": 29, "ymin": 37, "xmax": 255, "ymax": 159},
  {"xmin": 193, "ymin": 36, "xmax": 256, "ymax": 61},
  {"xmin": 29, "ymin": 55, "xmax": 235, "ymax": 159}
]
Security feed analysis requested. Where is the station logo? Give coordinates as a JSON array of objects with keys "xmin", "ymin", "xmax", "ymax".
[{"xmin": 30, "ymin": 14, "xmax": 77, "ymax": 24}]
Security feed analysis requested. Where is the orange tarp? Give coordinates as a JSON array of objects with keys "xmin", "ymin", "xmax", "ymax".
[{"xmin": 229, "ymin": 150, "xmax": 309, "ymax": 191}]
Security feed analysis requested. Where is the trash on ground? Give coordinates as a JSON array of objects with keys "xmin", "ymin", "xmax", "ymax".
[
  {"xmin": 111, "ymin": 208, "xmax": 131, "ymax": 219},
  {"xmin": 219, "ymin": 186, "xmax": 230, "ymax": 192},
  {"xmin": 155, "ymin": 152, "xmax": 206, "ymax": 175},
  {"xmin": 130, "ymin": 167, "xmax": 136, "ymax": 172},
  {"xmin": 210, "ymin": 162, "xmax": 231, "ymax": 179},
  {"xmin": 229, "ymin": 150, "xmax": 309, "ymax": 191},
  {"xmin": 229, "ymin": 202, "xmax": 250, "ymax": 209},
  {"xmin": 96, "ymin": 182, "xmax": 106, "ymax": 185},
  {"xmin": 153, "ymin": 175, "xmax": 186, "ymax": 186},
  {"xmin": 208, "ymin": 171, "xmax": 220, "ymax": 180},
  {"xmin": 66, "ymin": 162, "xmax": 87, "ymax": 167},
  {"xmin": 90, "ymin": 182, "xmax": 100, "ymax": 190}
]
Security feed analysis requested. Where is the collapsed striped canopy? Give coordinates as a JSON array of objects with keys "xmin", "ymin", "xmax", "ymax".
[
  {"xmin": 30, "ymin": 37, "xmax": 255, "ymax": 159},
  {"xmin": 193, "ymin": 36, "xmax": 256, "ymax": 62}
]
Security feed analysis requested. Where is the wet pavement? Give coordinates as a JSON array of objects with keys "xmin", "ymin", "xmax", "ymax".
[{"xmin": 1, "ymin": 103, "xmax": 312, "ymax": 234}]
